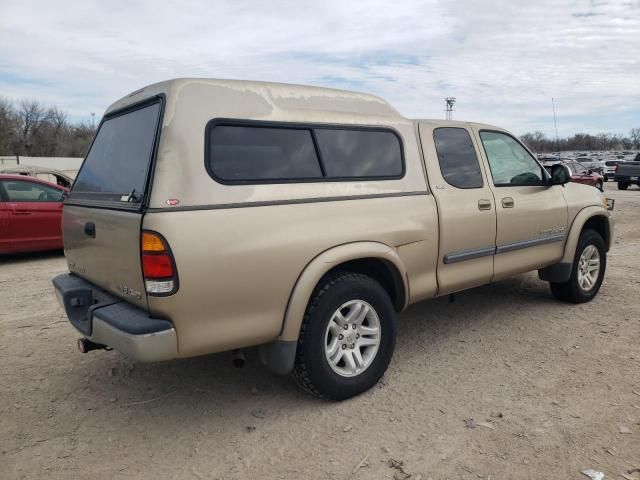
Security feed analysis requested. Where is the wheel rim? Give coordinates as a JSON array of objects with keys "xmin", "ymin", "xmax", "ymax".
[
  {"xmin": 324, "ymin": 300, "xmax": 381, "ymax": 377},
  {"xmin": 577, "ymin": 244, "xmax": 600, "ymax": 292}
]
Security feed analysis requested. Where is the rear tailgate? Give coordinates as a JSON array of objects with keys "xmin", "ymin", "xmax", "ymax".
[
  {"xmin": 63, "ymin": 97, "xmax": 163, "ymax": 308},
  {"xmin": 63, "ymin": 206, "xmax": 148, "ymax": 308},
  {"xmin": 617, "ymin": 162, "xmax": 640, "ymax": 177}
]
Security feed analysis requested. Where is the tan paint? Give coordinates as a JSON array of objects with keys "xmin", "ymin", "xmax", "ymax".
[
  {"xmin": 561, "ymin": 205, "xmax": 612, "ymax": 264},
  {"xmin": 62, "ymin": 206, "xmax": 147, "ymax": 309},
  {"xmin": 143, "ymin": 194, "xmax": 438, "ymax": 355},
  {"xmin": 60, "ymin": 78, "xmax": 614, "ymax": 361},
  {"xmin": 417, "ymin": 122, "xmax": 497, "ymax": 294}
]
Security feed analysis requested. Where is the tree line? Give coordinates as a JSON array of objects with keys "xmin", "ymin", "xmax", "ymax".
[
  {"xmin": 520, "ymin": 129, "xmax": 640, "ymax": 153},
  {"xmin": 1, "ymin": 97, "xmax": 639, "ymax": 157},
  {"xmin": 0, "ymin": 97, "xmax": 96, "ymax": 157}
]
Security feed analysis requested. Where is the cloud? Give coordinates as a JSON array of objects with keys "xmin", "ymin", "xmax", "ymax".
[{"xmin": 0, "ymin": 0, "xmax": 638, "ymax": 136}]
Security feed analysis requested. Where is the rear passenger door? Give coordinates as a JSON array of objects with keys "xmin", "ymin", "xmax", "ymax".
[
  {"xmin": 418, "ymin": 123, "xmax": 496, "ymax": 295},
  {"xmin": 475, "ymin": 130, "xmax": 567, "ymax": 280}
]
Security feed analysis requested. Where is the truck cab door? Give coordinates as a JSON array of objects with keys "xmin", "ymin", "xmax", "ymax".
[
  {"xmin": 418, "ymin": 122, "xmax": 497, "ymax": 295},
  {"xmin": 473, "ymin": 129, "xmax": 568, "ymax": 280}
]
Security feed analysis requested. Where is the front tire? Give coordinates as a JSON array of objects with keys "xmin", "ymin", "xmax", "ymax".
[
  {"xmin": 596, "ymin": 181, "xmax": 603, "ymax": 192},
  {"xmin": 549, "ymin": 229, "xmax": 606, "ymax": 303},
  {"xmin": 618, "ymin": 182, "xmax": 628, "ymax": 190},
  {"xmin": 292, "ymin": 272, "xmax": 396, "ymax": 400}
]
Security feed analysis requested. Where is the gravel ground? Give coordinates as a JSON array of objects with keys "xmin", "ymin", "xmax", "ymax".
[{"xmin": 1, "ymin": 182, "xmax": 639, "ymax": 480}]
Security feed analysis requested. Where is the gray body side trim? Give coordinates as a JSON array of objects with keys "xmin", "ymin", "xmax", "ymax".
[
  {"xmin": 496, "ymin": 233, "xmax": 566, "ymax": 254},
  {"xmin": 443, "ymin": 233, "xmax": 566, "ymax": 264},
  {"xmin": 443, "ymin": 246, "xmax": 496, "ymax": 264},
  {"xmin": 146, "ymin": 191, "xmax": 429, "ymax": 213}
]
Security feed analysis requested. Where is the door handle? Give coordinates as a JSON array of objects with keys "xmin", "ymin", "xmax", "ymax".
[
  {"xmin": 502, "ymin": 197, "xmax": 515, "ymax": 208},
  {"xmin": 477, "ymin": 199, "xmax": 492, "ymax": 211},
  {"xmin": 84, "ymin": 222, "xmax": 96, "ymax": 238}
]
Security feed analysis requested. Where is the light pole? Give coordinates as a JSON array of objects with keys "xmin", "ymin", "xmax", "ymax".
[{"xmin": 445, "ymin": 97, "xmax": 456, "ymax": 120}]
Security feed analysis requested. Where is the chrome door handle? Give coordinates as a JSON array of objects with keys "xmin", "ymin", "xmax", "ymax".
[
  {"xmin": 502, "ymin": 197, "xmax": 515, "ymax": 208},
  {"xmin": 478, "ymin": 199, "xmax": 492, "ymax": 211}
]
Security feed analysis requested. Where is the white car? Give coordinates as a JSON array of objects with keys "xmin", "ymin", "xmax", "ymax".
[{"xmin": 603, "ymin": 160, "xmax": 622, "ymax": 182}]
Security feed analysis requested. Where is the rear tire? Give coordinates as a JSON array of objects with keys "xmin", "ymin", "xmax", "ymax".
[
  {"xmin": 292, "ymin": 272, "xmax": 396, "ymax": 400},
  {"xmin": 618, "ymin": 182, "xmax": 628, "ymax": 190},
  {"xmin": 549, "ymin": 229, "xmax": 606, "ymax": 303},
  {"xmin": 596, "ymin": 181, "xmax": 603, "ymax": 192}
]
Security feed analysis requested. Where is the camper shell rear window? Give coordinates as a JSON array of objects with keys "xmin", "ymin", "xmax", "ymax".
[{"xmin": 69, "ymin": 98, "xmax": 162, "ymax": 205}]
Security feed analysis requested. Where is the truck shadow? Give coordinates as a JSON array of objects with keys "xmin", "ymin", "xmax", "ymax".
[{"xmin": 61, "ymin": 272, "xmax": 560, "ymax": 418}]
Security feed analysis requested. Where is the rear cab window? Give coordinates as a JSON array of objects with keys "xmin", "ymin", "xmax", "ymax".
[
  {"xmin": 205, "ymin": 121, "xmax": 404, "ymax": 184},
  {"xmin": 69, "ymin": 99, "xmax": 162, "ymax": 207},
  {"xmin": 432, "ymin": 127, "xmax": 483, "ymax": 188}
]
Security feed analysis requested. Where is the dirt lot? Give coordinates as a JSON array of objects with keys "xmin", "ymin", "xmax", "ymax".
[{"xmin": 1, "ymin": 182, "xmax": 639, "ymax": 480}]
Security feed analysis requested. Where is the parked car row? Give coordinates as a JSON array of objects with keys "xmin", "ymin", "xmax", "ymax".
[
  {"xmin": 537, "ymin": 151, "xmax": 640, "ymax": 183},
  {"xmin": 0, "ymin": 174, "xmax": 67, "ymax": 255}
]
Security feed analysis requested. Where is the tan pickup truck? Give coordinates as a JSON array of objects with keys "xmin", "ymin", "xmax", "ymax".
[{"xmin": 53, "ymin": 79, "xmax": 613, "ymax": 400}]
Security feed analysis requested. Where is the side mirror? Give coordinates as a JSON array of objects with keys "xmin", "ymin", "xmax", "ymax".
[
  {"xmin": 550, "ymin": 164, "xmax": 571, "ymax": 185},
  {"xmin": 587, "ymin": 169, "xmax": 593, "ymax": 175}
]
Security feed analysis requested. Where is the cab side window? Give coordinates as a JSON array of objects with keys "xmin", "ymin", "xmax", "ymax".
[
  {"xmin": 433, "ymin": 127, "xmax": 483, "ymax": 189},
  {"xmin": 572, "ymin": 162, "xmax": 587, "ymax": 175},
  {"xmin": 2, "ymin": 180, "xmax": 64, "ymax": 202},
  {"xmin": 480, "ymin": 131, "xmax": 545, "ymax": 186}
]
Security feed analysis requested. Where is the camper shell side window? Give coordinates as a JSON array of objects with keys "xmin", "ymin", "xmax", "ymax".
[{"xmin": 205, "ymin": 120, "xmax": 405, "ymax": 185}]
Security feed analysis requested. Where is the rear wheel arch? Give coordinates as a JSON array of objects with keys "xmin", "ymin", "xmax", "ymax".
[{"xmin": 278, "ymin": 242, "xmax": 408, "ymax": 343}]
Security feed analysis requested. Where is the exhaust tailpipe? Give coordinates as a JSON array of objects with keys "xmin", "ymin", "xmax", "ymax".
[
  {"xmin": 232, "ymin": 349, "xmax": 246, "ymax": 368},
  {"xmin": 77, "ymin": 338, "xmax": 108, "ymax": 354}
]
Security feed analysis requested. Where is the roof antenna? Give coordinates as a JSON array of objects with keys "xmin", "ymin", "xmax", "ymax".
[
  {"xmin": 445, "ymin": 97, "xmax": 456, "ymax": 120},
  {"xmin": 552, "ymin": 98, "xmax": 560, "ymax": 159}
]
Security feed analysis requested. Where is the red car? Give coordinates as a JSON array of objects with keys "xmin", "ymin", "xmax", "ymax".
[
  {"xmin": 0, "ymin": 174, "xmax": 67, "ymax": 254},
  {"xmin": 568, "ymin": 161, "xmax": 604, "ymax": 191},
  {"xmin": 547, "ymin": 161, "xmax": 603, "ymax": 191}
]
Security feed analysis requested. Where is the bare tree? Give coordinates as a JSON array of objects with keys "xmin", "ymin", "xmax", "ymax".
[
  {"xmin": 0, "ymin": 96, "xmax": 96, "ymax": 157},
  {"xmin": 521, "ymin": 130, "xmax": 548, "ymax": 152},
  {"xmin": 631, "ymin": 128, "xmax": 640, "ymax": 150},
  {"xmin": 0, "ymin": 97, "xmax": 17, "ymax": 155},
  {"xmin": 15, "ymin": 99, "xmax": 53, "ymax": 155}
]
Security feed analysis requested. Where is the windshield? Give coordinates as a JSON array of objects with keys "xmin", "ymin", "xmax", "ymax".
[{"xmin": 70, "ymin": 100, "xmax": 161, "ymax": 203}]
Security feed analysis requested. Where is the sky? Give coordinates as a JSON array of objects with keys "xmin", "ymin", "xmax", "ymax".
[{"xmin": 0, "ymin": 0, "xmax": 639, "ymax": 137}]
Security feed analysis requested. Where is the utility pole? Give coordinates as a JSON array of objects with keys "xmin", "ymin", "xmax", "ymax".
[
  {"xmin": 445, "ymin": 97, "xmax": 456, "ymax": 120},
  {"xmin": 91, "ymin": 112, "xmax": 95, "ymax": 129},
  {"xmin": 551, "ymin": 98, "xmax": 560, "ymax": 157}
]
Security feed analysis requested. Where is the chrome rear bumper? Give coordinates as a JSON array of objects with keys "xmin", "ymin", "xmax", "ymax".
[{"xmin": 53, "ymin": 273, "xmax": 177, "ymax": 362}]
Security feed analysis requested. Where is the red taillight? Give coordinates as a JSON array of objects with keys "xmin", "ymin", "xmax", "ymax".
[
  {"xmin": 141, "ymin": 231, "xmax": 178, "ymax": 295},
  {"xmin": 142, "ymin": 253, "xmax": 174, "ymax": 278},
  {"xmin": 615, "ymin": 164, "xmax": 619, "ymax": 173}
]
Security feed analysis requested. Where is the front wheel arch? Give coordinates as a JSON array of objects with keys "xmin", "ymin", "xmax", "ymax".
[{"xmin": 560, "ymin": 208, "xmax": 611, "ymax": 265}]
